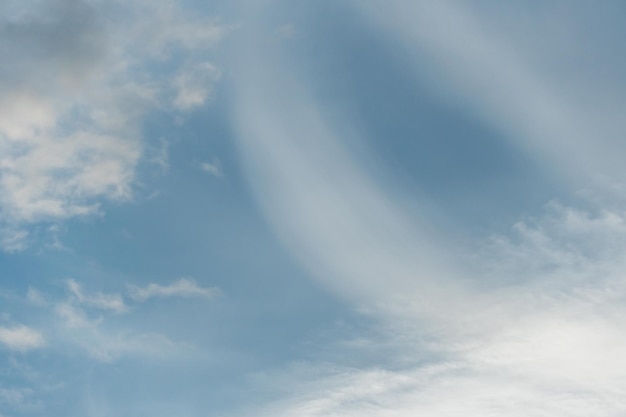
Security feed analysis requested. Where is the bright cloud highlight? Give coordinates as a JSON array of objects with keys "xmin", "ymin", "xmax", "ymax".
[{"xmin": 0, "ymin": 325, "xmax": 45, "ymax": 352}]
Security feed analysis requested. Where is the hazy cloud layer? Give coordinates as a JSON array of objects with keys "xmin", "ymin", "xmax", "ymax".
[{"xmin": 228, "ymin": 1, "xmax": 626, "ymax": 415}]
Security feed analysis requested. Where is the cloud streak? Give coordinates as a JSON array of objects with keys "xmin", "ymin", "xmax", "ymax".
[
  {"xmin": 354, "ymin": 0, "xmax": 626, "ymax": 193},
  {"xmin": 66, "ymin": 279, "xmax": 128, "ymax": 314},
  {"xmin": 128, "ymin": 278, "xmax": 217, "ymax": 301}
]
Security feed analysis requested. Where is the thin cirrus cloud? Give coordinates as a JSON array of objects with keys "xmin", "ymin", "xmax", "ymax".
[
  {"xmin": 65, "ymin": 279, "xmax": 128, "ymax": 314},
  {"xmin": 25, "ymin": 277, "xmax": 211, "ymax": 362},
  {"xmin": 228, "ymin": 1, "xmax": 626, "ymax": 416},
  {"xmin": 201, "ymin": 158, "xmax": 224, "ymax": 177},
  {"xmin": 354, "ymin": 0, "xmax": 626, "ymax": 193},
  {"xmin": 52, "ymin": 302, "xmax": 194, "ymax": 363},
  {"xmin": 127, "ymin": 278, "xmax": 218, "ymax": 302},
  {"xmin": 0, "ymin": 0, "xmax": 226, "ymax": 251}
]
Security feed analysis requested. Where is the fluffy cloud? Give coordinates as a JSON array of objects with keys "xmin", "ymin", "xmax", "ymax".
[
  {"xmin": 0, "ymin": 0, "xmax": 226, "ymax": 250},
  {"xmin": 0, "ymin": 325, "xmax": 46, "ymax": 352}
]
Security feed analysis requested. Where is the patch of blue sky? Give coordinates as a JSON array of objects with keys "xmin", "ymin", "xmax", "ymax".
[{"xmin": 0, "ymin": 65, "xmax": 362, "ymax": 414}]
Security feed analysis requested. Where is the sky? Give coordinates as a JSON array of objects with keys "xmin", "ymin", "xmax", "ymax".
[{"xmin": 1, "ymin": 0, "xmax": 626, "ymax": 416}]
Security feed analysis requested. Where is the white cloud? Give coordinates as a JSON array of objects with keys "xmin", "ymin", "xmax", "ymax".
[
  {"xmin": 65, "ymin": 279, "xmax": 127, "ymax": 314},
  {"xmin": 172, "ymin": 61, "xmax": 221, "ymax": 111},
  {"xmin": 354, "ymin": 0, "xmax": 626, "ymax": 192},
  {"xmin": 128, "ymin": 277, "xmax": 217, "ymax": 301},
  {"xmin": 201, "ymin": 158, "xmax": 223, "ymax": 177},
  {"xmin": 0, "ymin": 0, "xmax": 227, "ymax": 251},
  {"xmin": 0, "ymin": 325, "xmax": 46, "ymax": 352},
  {"xmin": 248, "ymin": 296, "xmax": 626, "ymax": 417},
  {"xmin": 54, "ymin": 302, "xmax": 98, "ymax": 329}
]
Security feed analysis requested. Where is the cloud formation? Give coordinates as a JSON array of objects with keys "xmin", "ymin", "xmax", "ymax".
[
  {"xmin": 228, "ymin": 2, "xmax": 626, "ymax": 415},
  {"xmin": 0, "ymin": 325, "xmax": 45, "ymax": 352},
  {"xmin": 201, "ymin": 158, "xmax": 224, "ymax": 177},
  {"xmin": 43, "ymin": 278, "xmax": 203, "ymax": 361},
  {"xmin": 65, "ymin": 279, "xmax": 127, "ymax": 314},
  {"xmin": 128, "ymin": 278, "xmax": 217, "ymax": 301},
  {"xmin": 0, "ymin": 0, "xmax": 226, "ymax": 250}
]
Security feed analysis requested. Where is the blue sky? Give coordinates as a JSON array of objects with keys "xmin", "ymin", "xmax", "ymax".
[{"xmin": 2, "ymin": 1, "xmax": 626, "ymax": 416}]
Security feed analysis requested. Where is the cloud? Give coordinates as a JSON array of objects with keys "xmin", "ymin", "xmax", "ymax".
[
  {"xmin": 0, "ymin": 229, "xmax": 28, "ymax": 253},
  {"xmin": 0, "ymin": 325, "xmax": 46, "ymax": 352},
  {"xmin": 54, "ymin": 302, "xmax": 98, "ymax": 329},
  {"xmin": 201, "ymin": 158, "xmax": 223, "ymax": 177},
  {"xmin": 53, "ymin": 300, "xmax": 193, "ymax": 362},
  {"xmin": 172, "ymin": 61, "xmax": 221, "ymax": 111},
  {"xmin": 13, "ymin": 277, "xmax": 212, "ymax": 362},
  {"xmin": 231, "ymin": 20, "xmax": 464, "ymax": 319},
  {"xmin": 26, "ymin": 287, "xmax": 47, "ymax": 307},
  {"xmin": 0, "ymin": 387, "xmax": 35, "ymax": 413},
  {"xmin": 0, "ymin": 0, "xmax": 227, "ymax": 251},
  {"xmin": 44, "ymin": 279, "xmax": 198, "ymax": 361},
  {"xmin": 65, "ymin": 279, "xmax": 127, "ymax": 314},
  {"xmin": 128, "ymin": 278, "xmax": 217, "ymax": 301},
  {"xmin": 227, "ymin": 3, "xmax": 626, "ymax": 415},
  {"xmin": 354, "ymin": 0, "xmax": 626, "ymax": 192}
]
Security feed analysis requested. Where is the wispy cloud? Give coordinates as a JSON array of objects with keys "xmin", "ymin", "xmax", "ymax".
[
  {"xmin": 0, "ymin": 229, "xmax": 28, "ymax": 253},
  {"xmin": 200, "ymin": 158, "xmax": 223, "ymax": 177},
  {"xmin": 172, "ymin": 61, "xmax": 221, "ymax": 111},
  {"xmin": 54, "ymin": 302, "xmax": 98, "ymax": 329},
  {"xmin": 239, "ymin": 207, "xmax": 626, "ymax": 417},
  {"xmin": 354, "ymin": 0, "xmax": 626, "ymax": 192},
  {"xmin": 228, "ymin": 3, "xmax": 626, "ymax": 415},
  {"xmin": 128, "ymin": 278, "xmax": 217, "ymax": 301},
  {"xmin": 44, "ymin": 278, "xmax": 200, "ymax": 361},
  {"xmin": 53, "ymin": 300, "xmax": 194, "ymax": 362},
  {"xmin": 66, "ymin": 279, "xmax": 127, "ymax": 314},
  {"xmin": 26, "ymin": 287, "xmax": 47, "ymax": 307},
  {"xmin": 0, "ymin": 387, "xmax": 36, "ymax": 414},
  {"xmin": 26, "ymin": 277, "xmax": 217, "ymax": 362},
  {"xmin": 0, "ymin": 325, "xmax": 45, "ymax": 352},
  {"xmin": 231, "ymin": 21, "xmax": 464, "ymax": 320}
]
